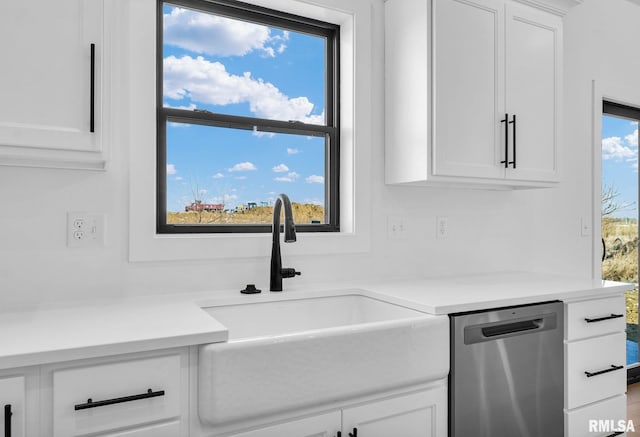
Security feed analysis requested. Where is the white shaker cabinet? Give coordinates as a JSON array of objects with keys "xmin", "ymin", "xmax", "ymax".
[
  {"xmin": 50, "ymin": 353, "xmax": 186, "ymax": 437},
  {"xmin": 225, "ymin": 385, "xmax": 447, "ymax": 437},
  {"xmin": 341, "ymin": 386, "xmax": 447, "ymax": 437},
  {"xmin": 0, "ymin": 376, "xmax": 25, "ymax": 437},
  {"xmin": 385, "ymin": 0, "xmax": 563, "ymax": 188},
  {"xmin": 0, "ymin": 0, "xmax": 108, "ymax": 170},
  {"xmin": 564, "ymin": 295, "xmax": 628, "ymax": 436}
]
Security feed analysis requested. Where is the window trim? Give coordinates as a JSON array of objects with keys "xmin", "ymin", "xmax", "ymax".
[
  {"xmin": 156, "ymin": 0, "xmax": 340, "ymax": 234},
  {"xmin": 602, "ymin": 99, "xmax": 640, "ymax": 384},
  {"xmin": 128, "ymin": 0, "xmax": 372, "ymax": 262}
]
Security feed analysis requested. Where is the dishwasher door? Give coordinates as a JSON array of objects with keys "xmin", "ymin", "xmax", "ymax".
[{"xmin": 450, "ymin": 301, "xmax": 564, "ymax": 437}]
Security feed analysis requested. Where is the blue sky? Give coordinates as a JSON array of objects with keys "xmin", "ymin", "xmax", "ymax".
[
  {"xmin": 602, "ymin": 115, "xmax": 638, "ymax": 219},
  {"xmin": 162, "ymin": 4, "xmax": 327, "ymax": 212}
]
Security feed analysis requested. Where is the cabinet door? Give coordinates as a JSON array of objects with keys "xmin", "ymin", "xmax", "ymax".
[
  {"xmin": 505, "ymin": 3, "xmax": 561, "ymax": 182},
  {"xmin": 342, "ymin": 387, "xmax": 447, "ymax": 437},
  {"xmin": 228, "ymin": 411, "xmax": 341, "ymax": 437},
  {"xmin": 0, "ymin": 0, "xmax": 105, "ymax": 169},
  {"xmin": 432, "ymin": 0, "xmax": 505, "ymax": 179},
  {"xmin": 0, "ymin": 376, "xmax": 25, "ymax": 437}
]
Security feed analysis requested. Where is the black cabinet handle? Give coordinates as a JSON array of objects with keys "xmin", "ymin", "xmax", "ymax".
[
  {"xmin": 508, "ymin": 114, "xmax": 516, "ymax": 168},
  {"xmin": 90, "ymin": 43, "xmax": 95, "ymax": 133},
  {"xmin": 605, "ymin": 432, "xmax": 624, "ymax": 437},
  {"xmin": 348, "ymin": 428, "xmax": 358, "ymax": 437},
  {"xmin": 74, "ymin": 388, "xmax": 164, "ymax": 411},
  {"xmin": 585, "ymin": 364, "xmax": 624, "ymax": 378},
  {"xmin": 585, "ymin": 313, "xmax": 624, "ymax": 323},
  {"xmin": 4, "ymin": 404, "xmax": 11, "ymax": 437},
  {"xmin": 500, "ymin": 113, "xmax": 509, "ymax": 168}
]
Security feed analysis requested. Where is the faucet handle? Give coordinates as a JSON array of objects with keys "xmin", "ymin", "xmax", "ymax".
[{"xmin": 281, "ymin": 268, "xmax": 301, "ymax": 278}]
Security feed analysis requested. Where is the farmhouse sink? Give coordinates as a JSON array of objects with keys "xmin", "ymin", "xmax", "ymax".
[{"xmin": 198, "ymin": 293, "xmax": 449, "ymax": 427}]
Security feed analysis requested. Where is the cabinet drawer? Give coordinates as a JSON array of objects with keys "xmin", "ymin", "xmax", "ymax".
[
  {"xmin": 53, "ymin": 354, "xmax": 182, "ymax": 437},
  {"xmin": 566, "ymin": 296, "xmax": 625, "ymax": 341},
  {"xmin": 565, "ymin": 395, "xmax": 626, "ymax": 437},
  {"xmin": 566, "ymin": 333, "xmax": 626, "ymax": 409},
  {"xmin": 0, "ymin": 376, "xmax": 25, "ymax": 437}
]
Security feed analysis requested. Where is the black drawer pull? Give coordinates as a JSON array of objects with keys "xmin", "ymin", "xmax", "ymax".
[
  {"xmin": 606, "ymin": 432, "xmax": 624, "ymax": 437},
  {"xmin": 74, "ymin": 388, "xmax": 165, "ymax": 411},
  {"xmin": 585, "ymin": 313, "xmax": 624, "ymax": 323},
  {"xmin": 585, "ymin": 364, "xmax": 624, "ymax": 378},
  {"xmin": 90, "ymin": 43, "xmax": 95, "ymax": 133},
  {"xmin": 508, "ymin": 114, "xmax": 516, "ymax": 168},
  {"xmin": 500, "ymin": 113, "xmax": 509, "ymax": 168},
  {"xmin": 4, "ymin": 404, "xmax": 11, "ymax": 437}
]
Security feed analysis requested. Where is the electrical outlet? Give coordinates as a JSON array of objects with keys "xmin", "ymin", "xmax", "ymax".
[
  {"xmin": 387, "ymin": 216, "xmax": 407, "ymax": 239},
  {"xmin": 436, "ymin": 216, "xmax": 449, "ymax": 239},
  {"xmin": 67, "ymin": 212, "xmax": 105, "ymax": 247}
]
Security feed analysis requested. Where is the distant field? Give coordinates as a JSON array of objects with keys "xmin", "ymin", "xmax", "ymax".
[
  {"xmin": 167, "ymin": 203, "xmax": 325, "ymax": 225},
  {"xmin": 602, "ymin": 217, "xmax": 638, "ymax": 327}
]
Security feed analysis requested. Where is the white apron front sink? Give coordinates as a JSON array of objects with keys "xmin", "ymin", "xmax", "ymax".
[{"xmin": 198, "ymin": 293, "xmax": 449, "ymax": 427}]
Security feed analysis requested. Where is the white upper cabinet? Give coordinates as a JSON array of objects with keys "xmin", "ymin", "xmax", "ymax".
[
  {"xmin": 0, "ymin": 0, "xmax": 107, "ymax": 170},
  {"xmin": 505, "ymin": 3, "xmax": 561, "ymax": 182},
  {"xmin": 385, "ymin": 0, "xmax": 565, "ymax": 188},
  {"xmin": 431, "ymin": 0, "xmax": 505, "ymax": 181}
]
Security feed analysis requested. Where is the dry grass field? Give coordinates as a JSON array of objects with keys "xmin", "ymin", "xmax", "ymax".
[
  {"xmin": 167, "ymin": 203, "xmax": 325, "ymax": 226},
  {"xmin": 602, "ymin": 217, "xmax": 638, "ymax": 329}
]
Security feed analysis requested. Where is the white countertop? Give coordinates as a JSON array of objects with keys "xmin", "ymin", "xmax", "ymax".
[
  {"xmin": 0, "ymin": 271, "xmax": 632, "ymax": 370},
  {"xmin": 0, "ymin": 299, "xmax": 227, "ymax": 370},
  {"xmin": 356, "ymin": 271, "xmax": 633, "ymax": 314}
]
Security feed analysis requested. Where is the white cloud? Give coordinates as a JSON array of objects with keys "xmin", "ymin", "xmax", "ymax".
[
  {"xmin": 235, "ymin": 176, "xmax": 247, "ymax": 180},
  {"xmin": 286, "ymin": 148, "xmax": 300, "ymax": 155},
  {"xmin": 228, "ymin": 161, "xmax": 257, "ymax": 172},
  {"xmin": 167, "ymin": 164, "xmax": 177, "ymax": 175},
  {"xmin": 175, "ymin": 176, "xmax": 183, "ymax": 181},
  {"xmin": 305, "ymin": 175, "xmax": 324, "ymax": 184},
  {"xmin": 274, "ymin": 172, "xmax": 300, "ymax": 182},
  {"xmin": 163, "ymin": 7, "xmax": 284, "ymax": 57},
  {"xmin": 625, "ymin": 128, "xmax": 638, "ymax": 148},
  {"xmin": 163, "ymin": 55, "xmax": 324, "ymax": 124},
  {"xmin": 272, "ymin": 164, "xmax": 289, "ymax": 173},
  {"xmin": 212, "ymin": 172, "xmax": 225, "ymax": 179},
  {"xmin": 163, "ymin": 102, "xmax": 196, "ymax": 111},
  {"xmin": 602, "ymin": 136, "xmax": 636, "ymax": 160}
]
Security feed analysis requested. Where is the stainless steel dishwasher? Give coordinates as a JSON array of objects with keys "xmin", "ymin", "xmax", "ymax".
[{"xmin": 450, "ymin": 301, "xmax": 564, "ymax": 437}]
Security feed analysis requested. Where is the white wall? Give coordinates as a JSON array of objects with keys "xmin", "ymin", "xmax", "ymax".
[{"xmin": 0, "ymin": 0, "xmax": 635, "ymax": 309}]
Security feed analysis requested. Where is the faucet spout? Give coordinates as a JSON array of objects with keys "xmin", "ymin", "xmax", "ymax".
[{"xmin": 270, "ymin": 193, "xmax": 300, "ymax": 291}]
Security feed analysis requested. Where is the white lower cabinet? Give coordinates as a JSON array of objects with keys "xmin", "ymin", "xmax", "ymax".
[
  {"xmin": 227, "ymin": 385, "xmax": 447, "ymax": 437},
  {"xmin": 45, "ymin": 348, "xmax": 189, "ymax": 437},
  {"xmin": 342, "ymin": 388, "xmax": 447, "ymax": 437},
  {"xmin": 0, "ymin": 375, "xmax": 26, "ymax": 437},
  {"xmin": 565, "ymin": 395, "xmax": 627, "ymax": 437},
  {"xmin": 564, "ymin": 295, "xmax": 628, "ymax": 436}
]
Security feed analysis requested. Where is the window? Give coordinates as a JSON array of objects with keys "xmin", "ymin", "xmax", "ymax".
[
  {"xmin": 601, "ymin": 101, "xmax": 639, "ymax": 382},
  {"xmin": 157, "ymin": 0, "xmax": 340, "ymax": 234}
]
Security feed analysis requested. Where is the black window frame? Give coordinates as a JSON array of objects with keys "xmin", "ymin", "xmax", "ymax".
[{"xmin": 156, "ymin": 0, "xmax": 340, "ymax": 234}]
